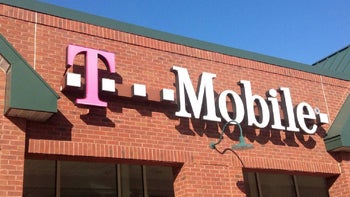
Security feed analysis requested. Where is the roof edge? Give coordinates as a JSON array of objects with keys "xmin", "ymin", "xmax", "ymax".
[
  {"xmin": 1, "ymin": 0, "xmax": 349, "ymax": 81},
  {"xmin": 313, "ymin": 45, "xmax": 350, "ymax": 65}
]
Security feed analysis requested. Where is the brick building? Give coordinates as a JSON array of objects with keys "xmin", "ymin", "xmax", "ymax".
[{"xmin": 0, "ymin": 1, "xmax": 349, "ymax": 196}]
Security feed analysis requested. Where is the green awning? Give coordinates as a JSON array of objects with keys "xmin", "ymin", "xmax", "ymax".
[
  {"xmin": 0, "ymin": 34, "xmax": 59, "ymax": 121},
  {"xmin": 324, "ymin": 94, "xmax": 350, "ymax": 152}
]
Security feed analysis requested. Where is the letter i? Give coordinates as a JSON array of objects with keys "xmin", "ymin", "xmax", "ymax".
[{"xmin": 267, "ymin": 89, "xmax": 284, "ymax": 130}]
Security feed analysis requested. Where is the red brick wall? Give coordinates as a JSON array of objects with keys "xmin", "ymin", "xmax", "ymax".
[
  {"xmin": 328, "ymin": 152, "xmax": 350, "ymax": 196},
  {"xmin": 0, "ymin": 71, "xmax": 26, "ymax": 196},
  {"xmin": 0, "ymin": 4, "xmax": 349, "ymax": 196}
]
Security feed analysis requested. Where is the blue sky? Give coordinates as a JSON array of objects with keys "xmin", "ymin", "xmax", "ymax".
[{"xmin": 39, "ymin": 0, "xmax": 350, "ymax": 64}]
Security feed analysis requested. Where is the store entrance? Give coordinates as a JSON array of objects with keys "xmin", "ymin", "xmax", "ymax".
[{"xmin": 23, "ymin": 159, "xmax": 175, "ymax": 197}]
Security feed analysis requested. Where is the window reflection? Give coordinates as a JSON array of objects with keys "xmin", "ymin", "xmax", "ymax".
[
  {"xmin": 23, "ymin": 160, "xmax": 175, "ymax": 197},
  {"xmin": 120, "ymin": 164, "xmax": 143, "ymax": 197},
  {"xmin": 60, "ymin": 161, "xmax": 117, "ymax": 197},
  {"xmin": 146, "ymin": 165, "xmax": 174, "ymax": 197},
  {"xmin": 243, "ymin": 171, "xmax": 330, "ymax": 197},
  {"xmin": 23, "ymin": 160, "xmax": 56, "ymax": 197}
]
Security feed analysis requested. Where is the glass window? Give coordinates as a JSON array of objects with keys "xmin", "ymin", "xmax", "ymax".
[
  {"xmin": 120, "ymin": 164, "xmax": 144, "ymax": 197},
  {"xmin": 243, "ymin": 171, "xmax": 259, "ymax": 197},
  {"xmin": 145, "ymin": 165, "xmax": 175, "ymax": 197},
  {"xmin": 296, "ymin": 175, "xmax": 329, "ymax": 197},
  {"xmin": 23, "ymin": 159, "xmax": 175, "ymax": 197},
  {"xmin": 60, "ymin": 161, "xmax": 117, "ymax": 197},
  {"xmin": 258, "ymin": 173, "xmax": 296, "ymax": 197},
  {"xmin": 243, "ymin": 171, "xmax": 329, "ymax": 197},
  {"xmin": 23, "ymin": 160, "xmax": 56, "ymax": 197}
]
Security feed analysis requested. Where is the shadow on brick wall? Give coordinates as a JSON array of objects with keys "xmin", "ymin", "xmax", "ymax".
[
  {"xmin": 26, "ymin": 110, "xmax": 73, "ymax": 141},
  {"xmin": 174, "ymin": 118, "xmax": 328, "ymax": 149},
  {"xmin": 80, "ymin": 107, "xmax": 115, "ymax": 127}
]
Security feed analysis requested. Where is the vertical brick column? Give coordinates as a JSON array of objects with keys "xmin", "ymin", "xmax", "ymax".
[
  {"xmin": 0, "ymin": 71, "xmax": 26, "ymax": 196},
  {"xmin": 173, "ymin": 163, "xmax": 192, "ymax": 197},
  {"xmin": 329, "ymin": 152, "xmax": 350, "ymax": 197},
  {"xmin": 0, "ymin": 117, "xmax": 26, "ymax": 197}
]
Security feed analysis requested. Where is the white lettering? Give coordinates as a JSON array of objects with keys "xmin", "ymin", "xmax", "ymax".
[
  {"xmin": 279, "ymin": 87, "xmax": 299, "ymax": 132},
  {"xmin": 171, "ymin": 66, "xmax": 323, "ymax": 134},
  {"xmin": 239, "ymin": 80, "xmax": 270, "ymax": 128},
  {"xmin": 218, "ymin": 90, "xmax": 245, "ymax": 123},
  {"xmin": 171, "ymin": 66, "xmax": 221, "ymax": 121},
  {"xmin": 267, "ymin": 89, "xmax": 285, "ymax": 130},
  {"xmin": 296, "ymin": 102, "xmax": 317, "ymax": 134}
]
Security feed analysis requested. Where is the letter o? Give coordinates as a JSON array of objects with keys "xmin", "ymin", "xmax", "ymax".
[{"xmin": 218, "ymin": 90, "xmax": 245, "ymax": 123}]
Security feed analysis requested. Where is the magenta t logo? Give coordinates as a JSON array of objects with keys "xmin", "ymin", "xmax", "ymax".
[{"xmin": 67, "ymin": 45, "xmax": 115, "ymax": 107}]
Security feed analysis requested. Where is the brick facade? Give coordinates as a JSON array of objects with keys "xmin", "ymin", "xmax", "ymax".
[{"xmin": 0, "ymin": 3, "xmax": 349, "ymax": 196}]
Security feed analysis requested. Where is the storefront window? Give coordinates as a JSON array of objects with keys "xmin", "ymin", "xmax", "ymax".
[
  {"xmin": 258, "ymin": 173, "xmax": 296, "ymax": 197},
  {"xmin": 120, "ymin": 164, "xmax": 144, "ymax": 197},
  {"xmin": 23, "ymin": 160, "xmax": 174, "ymax": 197},
  {"xmin": 60, "ymin": 161, "xmax": 117, "ymax": 197},
  {"xmin": 296, "ymin": 175, "xmax": 329, "ymax": 197},
  {"xmin": 145, "ymin": 165, "xmax": 174, "ymax": 197},
  {"xmin": 243, "ymin": 171, "xmax": 329, "ymax": 197},
  {"xmin": 23, "ymin": 160, "xmax": 56, "ymax": 197}
]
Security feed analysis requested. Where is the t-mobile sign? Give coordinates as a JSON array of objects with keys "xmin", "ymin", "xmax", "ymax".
[{"xmin": 63, "ymin": 45, "xmax": 329, "ymax": 134}]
